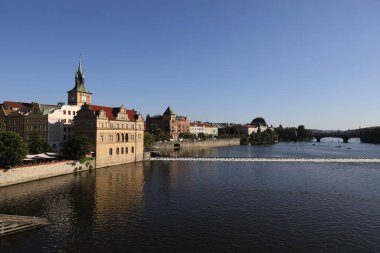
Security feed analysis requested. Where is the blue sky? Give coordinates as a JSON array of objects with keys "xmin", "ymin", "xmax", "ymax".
[{"xmin": 1, "ymin": 0, "xmax": 379, "ymax": 130}]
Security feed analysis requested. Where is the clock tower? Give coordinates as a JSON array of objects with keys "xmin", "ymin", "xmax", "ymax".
[{"xmin": 67, "ymin": 60, "xmax": 92, "ymax": 106}]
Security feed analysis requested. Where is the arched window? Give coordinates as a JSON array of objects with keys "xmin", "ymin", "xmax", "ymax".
[
  {"xmin": 121, "ymin": 147, "xmax": 124, "ymax": 154},
  {"xmin": 125, "ymin": 133, "xmax": 129, "ymax": 142},
  {"xmin": 131, "ymin": 147, "xmax": 134, "ymax": 153},
  {"xmin": 116, "ymin": 133, "xmax": 120, "ymax": 142},
  {"xmin": 125, "ymin": 147, "xmax": 128, "ymax": 154},
  {"xmin": 121, "ymin": 133, "xmax": 124, "ymax": 142},
  {"xmin": 116, "ymin": 148, "xmax": 119, "ymax": 155},
  {"xmin": 109, "ymin": 148, "xmax": 113, "ymax": 156}
]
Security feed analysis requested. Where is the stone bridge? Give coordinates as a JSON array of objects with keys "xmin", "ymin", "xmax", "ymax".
[{"xmin": 312, "ymin": 129, "xmax": 361, "ymax": 143}]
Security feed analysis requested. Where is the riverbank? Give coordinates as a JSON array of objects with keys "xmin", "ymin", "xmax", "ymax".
[
  {"xmin": 153, "ymin": 138, "xmax": 240, "ymax": 149},
  {"xmin": 0, "ymin": 160, "xmax": 95, "ymax": 187}
]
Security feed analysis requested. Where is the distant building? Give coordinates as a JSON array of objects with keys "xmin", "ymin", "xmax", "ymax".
[
  {"xmin": 146, "ymin": 107, "xmax": 190, "ymax": 140},
  {"xmin": 233, "ymin": 117, "xmax": 274, "ymax": 136},
  {"xmin": 189, "ymin": 122, "xmax": 218, "ymax": 137},
  {"xmin": 0, "ymin": 101, "xmax": 59, "ymax": 143}
]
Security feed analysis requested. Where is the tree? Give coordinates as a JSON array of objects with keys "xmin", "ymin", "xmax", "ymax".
[
  {"xmin": 179, "ymin": 132, "xmax": 197, "ymax": 140},
  {"xmin": 0, "ymin": 131, "xmax": 28, "ymax": 168},
  {"xmin": 62, "ymin": 136, "xmax": 92, "ymax": 160},
  {"xmin": 197, "ymin": 133, "xmax": 207, "ymax": 141},
  {"xmin": 28, "ymin": 133, "xmax": 52, "ymax": 154},
  {"xmin": 147, "ymin": 125, "xmax": 170, "ymax": 141},
  {"xmin": 0, "ymin": 119, "xmax": 5, "ymax": 132},
  {"xmin": 250, "ymin": 128, "xmax": 278, "ymax": 145},
  {"xmin": 361, "ymin": 127, "xmax": 380, "ymax": 144},
  {"xmin": 144, "ymin": 132, "xmax": 156, "ymax": 148}
]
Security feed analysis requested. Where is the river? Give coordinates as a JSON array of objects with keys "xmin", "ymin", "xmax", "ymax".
[{"xmin": 1, "ymin": 141, "xmax": 380, "ymax": 252}]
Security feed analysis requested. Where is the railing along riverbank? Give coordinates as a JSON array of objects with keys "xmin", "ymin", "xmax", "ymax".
[{"xmin": 151, "ymin": 157, "xmax": 380, "ymax": 163}]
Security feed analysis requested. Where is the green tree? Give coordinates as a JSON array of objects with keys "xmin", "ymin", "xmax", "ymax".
[
  {"xmin": 250, "ymin": 128, "xmax": 278, "ymax": 145},
  {"xmin": 361, "ymin": 127, "xmax": 380, "ymax": 144},
  {"xmin": 28, "ymin": 133, "xmax": 52, "ymax": 154},
  {"xmin": 62, "ymin": 136, "xmax": 92, "ymax": 160},
  {"xmin": 0, "ymin": 131, "xmax": 28, "ymax": 168},
  {"xmin": 197, "ymin": 133, "xmax": 207, "ymax": 141},
  {"xmin": 147, "ymin": 125, "xmax": 170, "ymax": 141},
  {"xmin": 144, "ymin": 132, "xmax": 156, "ymax": 148},
  {"xmin": 0, "ymin": 119, "xmax": 6, "ymax": 132},
  {"xmin": 179, "ymin": 132, "xmax": 197, "ymax": 140}
]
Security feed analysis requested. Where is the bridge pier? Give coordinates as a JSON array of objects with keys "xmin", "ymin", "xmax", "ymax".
[
  {"xmin": 343, "ymin": 137, "xmax": 349, "ymax": 143},
  {"xmin": 316, "ymin": 137, "xmax": 321, "ymax": 142}
]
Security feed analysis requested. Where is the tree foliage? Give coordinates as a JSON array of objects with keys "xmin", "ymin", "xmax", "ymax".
[
  {"xmin": 276, "ymin": 125, "xmax": 312, "ymax": 142},
  {"xmin": 0, "ymin": 131, "xmax": 28, "ymax": 168},
  {"xmin": 28, "ymin": 133, "xmax": 52, "ymax": 154},
  {"xmin": 179, "ymin": 132, "xmax": 197, "ymax": 140},
  {"xmin": 361, "ymin": 127, "xmax": 380, "ymax": 144},
  {"xmin": 0, "ymin": 119, "xmax": 6, "ymax": 132},
  {"xmin": 144, "ymin": 132, "xmax": 156, "ymax": 148},
  {"xmin": 250, "ymin": 128, "xmax": 278, "ymax": 145},
  {"xmin": 62, "ymin": 136, "xmax": 92, "ymax": 160},
  {"xmin": 218, "ymin": 126, "xmax": 242, "ymax": 138},
  {"xmin": 147, "ymin": 125, "xmax": 170, "ymax": 142},
  {"xmin": 297, "ymin": 125, "xmax": 313, "ymax": 141}
]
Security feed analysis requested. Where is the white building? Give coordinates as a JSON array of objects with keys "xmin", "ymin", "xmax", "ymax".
[
  {"xmin": 48, "ymin": 104, "xmax": 81, "ymax": 151},
  {"xmin": 189, "ymin": 122, "xmax": 218, "ymax": 137}
]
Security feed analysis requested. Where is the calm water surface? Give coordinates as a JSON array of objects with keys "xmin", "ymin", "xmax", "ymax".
[{"xmin": 1, "ymin": 142, "xmax": 380, "ymax": 252}]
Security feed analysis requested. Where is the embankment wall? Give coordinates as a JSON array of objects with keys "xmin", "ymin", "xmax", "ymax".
[
  {"xmin": 0, "ymin": 160, "xmax": 95, "ymax": 187},
  {"xmin": 153, "ymin": 138, "xmax": 240, "ymax": 149}
]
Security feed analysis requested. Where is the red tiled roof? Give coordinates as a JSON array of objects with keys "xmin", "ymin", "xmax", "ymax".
[
  {"xmin": 3, "ymin": 101, "xmax": 31, "ymax": 109},
  {"xmin": 89, "ymin": 104, "xmax": 136, "ymax": 121}
]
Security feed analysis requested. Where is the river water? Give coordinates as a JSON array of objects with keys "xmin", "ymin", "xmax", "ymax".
[{"xmin": 1, "ymin": 142, "xmax": 380, "ymax": 252}]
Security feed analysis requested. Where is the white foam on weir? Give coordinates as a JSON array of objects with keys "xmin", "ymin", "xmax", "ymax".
[{"xmin": 150, "ymin": 157, "xmax": 380, "ymax": 163}]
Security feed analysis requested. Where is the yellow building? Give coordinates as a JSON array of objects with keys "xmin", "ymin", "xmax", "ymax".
[{"xmin": 69, "ymin": 61, "xmax": 144, "ymax": 168}]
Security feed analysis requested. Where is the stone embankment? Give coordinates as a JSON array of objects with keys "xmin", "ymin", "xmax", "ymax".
[
  {"xmin": 152, "ymin": 157, "xmax": 380, "ymax": 163},
  {"xmin": 153, "ymin": 138, "xmax": 240, "ymax": 149},
  {"xmin": 0, "ymin": 160, "xmax": 95, "ymax": 187}
]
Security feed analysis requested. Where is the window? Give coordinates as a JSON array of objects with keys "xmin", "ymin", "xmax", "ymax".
[
  {"xmin": 121, "ymin": 147, "xmax": 124, "ymax": 154},
  {"xmin": 64, "ymin": 127, "xmax": 66, "ymax": 132},
  {"xmin": 68, "ymin": 127, "xmax": 71, "ymax": 132},
  {"xmin": 100, "ymin": 135, "xmax": 104, "ymax": 142},
  {"xmin": 125, "ymin": 147, "xmax": 128, "ymax": 154},
  {"xmin": 116, "ymin": 148, "xmax": 119, "ymax": 155},
  {"xmin": 108, "ymin": 135, "xmax": 113, "ymax": 142},
  {"xmin": 131, "ymin": 124, "xmax": 134, "ymax": 129},
  {"xmin": 73, "ymin": 111, "xmax": 76, "ymax": 115},
  {"xmin": 131, "ymin": 147, "xmax": 134, "ymax": 153},
  {"xmin": 64, "ymin": 135, "xmax": 66, "ymax": 140},
  {"xmin": 139, "ymin": 125, "xmax": 141, "ymax": 129},
  {"xmin": 138, "ymin": 134, "xmax": 141, "ymax": 140},
  {"xmin": 68, "ymin": 111, "xmax": 71, "ymax": 115},
  {"xmin": 125, "ymin": 133, "xmax": 129, "ymax": 142},
  {"xmin": 63, "ymin": 110, "xmax": 66, "ymax": 115},
  {"xmin": 109, "ymin": 148, "xmax": 113, "ymax": 156}
]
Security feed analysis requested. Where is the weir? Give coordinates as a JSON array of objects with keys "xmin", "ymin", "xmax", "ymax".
[
  {"xmin": 151, "ymin": 157, "xmax": 380, "ymax": 163},
  {"xmin": 0, "ymin": 214, "xmax": 49, "ymax": 237}
]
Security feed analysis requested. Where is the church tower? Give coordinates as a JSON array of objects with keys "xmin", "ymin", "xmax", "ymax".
[{"xmin": 67, "ymin": 61, "xmax": 92, "ymax": 106}]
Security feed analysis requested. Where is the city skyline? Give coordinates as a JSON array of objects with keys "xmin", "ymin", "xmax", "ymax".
[{"xmin": 1, "ymin": 0, "xmax": 380, "ymax": 130}]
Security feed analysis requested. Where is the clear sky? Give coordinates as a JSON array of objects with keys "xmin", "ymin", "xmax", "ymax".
[{"xmin": 1, "ymin": 0, "xmax": 379, "ymax": 130}]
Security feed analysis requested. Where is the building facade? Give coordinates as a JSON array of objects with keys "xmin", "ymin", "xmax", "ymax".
[
  {"xmin": 189, "ymin": 122, "xmax": 218, "ymax": 137},
  {"xmin": 146, "ymin": 106, "xmax": 190, "ymax": 140},
  {"xmin": 74, "ymin": 104, "xmax": 144, "ymax": 168}
]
